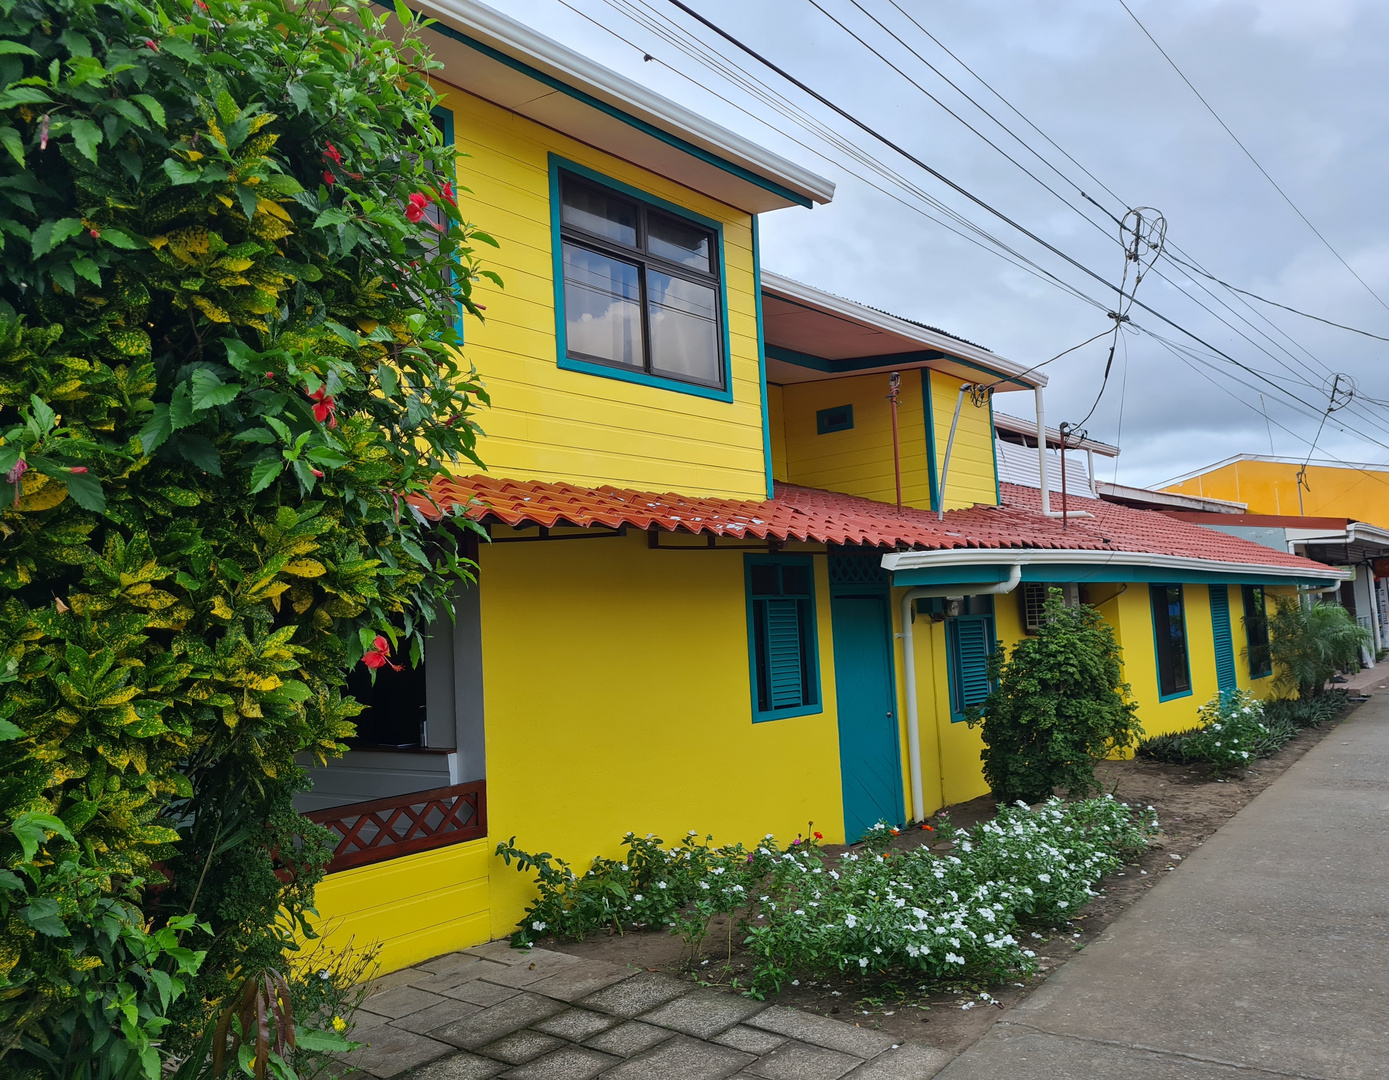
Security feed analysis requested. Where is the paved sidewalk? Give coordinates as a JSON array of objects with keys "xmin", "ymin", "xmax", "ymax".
[
  {"xmin": 339, "ymin": 942, "xmax": 953, "ymax": 1080},
  {"xmin": 937, "ymin": 694, "xmax": 1389, "ymax": 1080}
]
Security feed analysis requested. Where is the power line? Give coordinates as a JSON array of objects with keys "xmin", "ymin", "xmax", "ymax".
[{"xmin": 1117, "ymin": 0, "xmax": 1389, "ymax": 316}]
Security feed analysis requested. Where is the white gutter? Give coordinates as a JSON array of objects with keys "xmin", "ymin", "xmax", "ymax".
[
  {"xmin": 897, "ymin": 563, "xmax": 1022, "ymax": 823},
  {"xmin": 1034, "ymin": 387, "xmax": 1051, "ymax": 516},
  {"xmin": 417, "ymin": 0, "xmax": 835, "ymax": 207},
  {"xmin": 881, "ymin": 547, "xmax": 1353, "ymax": 584}
]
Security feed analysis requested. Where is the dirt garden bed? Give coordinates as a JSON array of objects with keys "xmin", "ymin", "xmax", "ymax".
[{"xmin": 532, "ymin": 696, "xmax": 1363, "ymax": 1054}]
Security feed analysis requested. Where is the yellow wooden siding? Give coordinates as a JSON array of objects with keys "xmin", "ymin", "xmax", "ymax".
[
  {"xmin": 479, "ymin": 531, "xmax": 845, "ymax": 940},
  {"xmin": 1164, "ymin": 458, "xmax": 1389, "ymax": 529},
  {"xmin": 434, "ymin": 83, "xmax": 768, "ymax": 499},
  {"xmin": 768, "ymin": 383, "xmax": 788, "ymax": 482},
  {"xmin": 309, "ymin": 839, "xmax": 491, "ymax": 975},
  {"xmin": 928, "ymin": 370, "xmax": 997, "ymax": 509},
  {"xmin": 779, "ymin": 371, "xmax": 932, "ymax": 509}
]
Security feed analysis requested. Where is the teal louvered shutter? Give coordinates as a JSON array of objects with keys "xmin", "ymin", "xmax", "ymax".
[
  {"xmin": 954, "ymin": 617, "xmax": 993, "ymax": 709},
  {"xmin": 1209, "ymin": 586, "xmax": 1237, "ymax": 692},
  {"xmin": 764, "ymin": 598, "xmax": 805, "ymax": 709}
]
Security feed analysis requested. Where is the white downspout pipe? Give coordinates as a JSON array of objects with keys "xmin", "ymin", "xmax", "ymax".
[
  {"xmin": 1034, "ymin": 386, "xmax": 1050, "ymax": 516},
  {"xmin": 898, "ymin": 563, "xmax": 1022, "ymax": 823}
]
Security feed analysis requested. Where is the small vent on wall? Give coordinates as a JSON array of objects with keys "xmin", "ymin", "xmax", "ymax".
[
  {"xmin": 816, "ymin": 404, "xmax": 854, "ymax": 435},
  {"xmin": 1020, "ymin": 582, "xmax": 1080, "ymax": 633}
]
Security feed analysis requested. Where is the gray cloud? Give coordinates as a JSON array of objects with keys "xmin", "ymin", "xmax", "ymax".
[{"xmin": 495, "ymin": 0, "xmax": 1389, "ymax": 486}]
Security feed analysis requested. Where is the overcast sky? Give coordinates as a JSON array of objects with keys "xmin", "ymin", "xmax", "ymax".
[{"xmin": 495, "ymin": 0, "xmax": 1389, "ymax": 488}]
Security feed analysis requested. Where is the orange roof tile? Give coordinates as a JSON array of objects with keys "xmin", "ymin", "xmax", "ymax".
[{"xmin": 413, "ymin": 474, "xmax": 1328, "ymax": 574}]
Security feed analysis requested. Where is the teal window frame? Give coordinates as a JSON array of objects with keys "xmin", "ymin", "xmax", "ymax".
[
  {"xmin": 1242, "ymin": 584, "xmax": 1273, "ymax": 679},
  {"xmin": 946, "ymin": 608, "xmax": 996, "ymax": 723},
  {"xmin": 816, "ymin": 404, "xmax": 854, "ymax": 434},
  {"xmin": 548, "ymin": 154, "xmax": 734, "ymax": 403},
  {"xmin": 430, "ymin": 106, "xmax": 466, "ymax": 341},
  {"xmin": 1150, "ymin": 583, "xmax": 1193, "ymax": 701},
  {"xmin": 744, "ymin": 554, "xmax": 822, "ymax": 722}
]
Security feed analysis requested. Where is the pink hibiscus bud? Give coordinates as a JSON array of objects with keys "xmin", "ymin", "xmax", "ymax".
[{"xmin": 67, "ymin": 466, "xmax": 88, "ymax": 474}]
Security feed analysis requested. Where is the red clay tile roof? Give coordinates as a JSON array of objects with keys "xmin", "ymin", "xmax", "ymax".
[{"xmin": 415, "ymin": 474, "xmax": 1327, "ymax": 573}]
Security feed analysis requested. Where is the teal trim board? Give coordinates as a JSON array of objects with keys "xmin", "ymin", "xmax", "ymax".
[
  {"xmin": 431, "ymin": 105, "xmax": 466, "ymax": 341},
  {"xmin": 987, "ymin": 391, "xmax": 1001, "ymax": 504},
  {"xmin": 548, "ymin": 154, "xmax": 735, "ymax": 403},
  {"xmin": 1209, "ymin": 585, "xmax": 1238, "ymax": 692},
  {"xmin": 753, "ymin": 215, "xmax": 774, "ymax": 497},
  {"xmin": 407, "ymin": 9, "xmax": 812, "ymax": 208},
  {"xmin": 830, "ymin": 592, "xmax": 903, "ymax": 839},
  {"xmin": 922, "ymin": 369, "xmax": 940, "ymax": 512},
  {"xmin": 890, "ymin": 563, "xmax": 1343, "ymax": 589}
]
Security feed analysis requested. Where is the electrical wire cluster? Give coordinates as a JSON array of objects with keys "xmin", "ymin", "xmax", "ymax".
[{"xmin": 550, "ymin": 0, "xmax": 1389, "ymax": 486}]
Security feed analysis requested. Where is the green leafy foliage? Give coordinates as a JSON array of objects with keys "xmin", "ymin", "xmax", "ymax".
[
  {"xmin": 0, "ymin": 0, "xmax": 491, "ymax": 1072},
  {"xmin": 1268, "ymin": 597, "xmax": 1372, "ymax": 700},
  {"xmin": 499, "ymin": 798, "xmax": 1158, "ymax": 997},
  {"xmin": 1138, "ymin": 688, "xmax": 1348, "ymax": 769},
  {"xmin": 967, "ymin": 591, "xmax": 1142, "ymax": 804}
]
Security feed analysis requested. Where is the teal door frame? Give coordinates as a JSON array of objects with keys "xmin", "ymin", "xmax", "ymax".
[{"xmin": 828, "ymin": 587, "xmax": 904, "ymax": 841}]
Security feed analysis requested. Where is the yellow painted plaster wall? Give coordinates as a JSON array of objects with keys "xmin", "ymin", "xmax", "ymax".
[
  {"xmin": 1165, "ymin": 460, "xmax": 1389, "ymax": 528},
  {"xmin": 435, "ymin": 82, "xmax": 766, "ymax": 499},
  {"xmin": 478, "ymin": 532, "xmax": 845, "ymax": 939},
  {"xmin": 779, "ymin": 370, "xmax": 932, "ymax": 509},
  {"xmin": 309, "ymin": 839, "xmax": 491, "ymax": 975},
  {"xmin": 928, "ymin": 370, "xmax": 997, "ymax": 510}
]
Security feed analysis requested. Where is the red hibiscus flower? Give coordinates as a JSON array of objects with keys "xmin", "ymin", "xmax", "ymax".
[
  {"xmin": 307, "ymin": 386, "xmax": 337, "ymax": 427},
  {"xmin": 362, "ymin": 634, "xmax": 401, "ymax": 671},
  {"xmin": 404, "ymin": 192, "xmax": 432, "ymax": 223},
  {"xmin": 440, "ymin": 181, "xmax": 456, "ymax": 206},
  {"xmin": 322, "ymin": 169, "xmax": 336, "ymax": 187},
  {"xmin": 323, "ymin": 141, "xmax": 342, "ymax": 165}
]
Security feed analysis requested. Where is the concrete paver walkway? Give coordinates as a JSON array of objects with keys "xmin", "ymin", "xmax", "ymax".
[
  {"xmin": 340, "ymin": 942, "xmax": 953, "ymax": 1080},
  {"xmin": 938, "ymin": 694, "xmax": 1389, "ymax": 1080}
]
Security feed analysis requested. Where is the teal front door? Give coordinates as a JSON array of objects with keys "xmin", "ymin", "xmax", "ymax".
[{"xmin": 830, "ymin": 594, "xmax": 903, "ymax": 841}]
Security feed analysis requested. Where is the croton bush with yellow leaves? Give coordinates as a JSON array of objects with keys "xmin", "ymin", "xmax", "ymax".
[{"xmin": 0, "ymin": 0, "xmax": 490, "ymax": 1073}]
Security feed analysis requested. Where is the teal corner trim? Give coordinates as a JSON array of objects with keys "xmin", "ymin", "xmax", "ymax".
[
  {"xmin": 753, "ymin": 215, "xmax": 774, "ymax": 498},
  {"xmin": 416, "ymin": 12, "xmax": 811, "ymax": 208},
  {"xmin": 921, "ymin": 370, "xmax": 940, "ymax": 512},
  {"xmin": 987, "ymin": 391, "xmax": 1000, "ymax": 505},
  {"xmin": 548, "ymin": 154, "xmax": 734, "ymax": 404},
  {"xmin": 1150, "ymin": 583, "xmax": 1194, "ymax": 703},
  {"xmin": 744, "ymin": 553, "xmax": 824, "ymax": 723}
]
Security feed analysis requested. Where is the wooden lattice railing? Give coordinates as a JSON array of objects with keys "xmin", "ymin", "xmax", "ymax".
[{"xmin": 305, "ymin": 779, "xmax": 486, "ymax": 873}]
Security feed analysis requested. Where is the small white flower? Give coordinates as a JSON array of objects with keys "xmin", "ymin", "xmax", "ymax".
[
  {"xmin": 633, "ymin": 893, "xmax": 644, "ymax": 901},
  {"xmin": 532, "ymin": 921, "xmax": 547, "ymax": 931},
  {"xmin": 1037, "ymin": 873, "xmax": 1051, "ymax": 884},
  {"xmin": 859, "ymin": 958, "xmax": 869, "ymax": 968},
  {"xmin": 657, "ymin": 881, "xmax": 667, "ymax": 890},
  {"xmin": 845, "ymin": 913, "xmax": 858, "ymax": 928}
]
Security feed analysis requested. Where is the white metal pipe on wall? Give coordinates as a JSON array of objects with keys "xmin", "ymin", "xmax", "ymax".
[
  {"xmin": 896, "ymin": 563, "xmax": 1022, "ymax": 823},
  {"xmin": 1034, "ymin": 386, "xmax": 1050, "ymax": 516}
]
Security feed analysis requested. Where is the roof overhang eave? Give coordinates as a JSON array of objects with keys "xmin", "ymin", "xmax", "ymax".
[
  {"xmin": 413, "ymin": 0, "xmax": 835, "ymax": 210},
  {"xmin": 761, "ymin": 271, "xmax": 1044, "ymax": 389},
  {"xmin": 880, "ymin": 547, "xmax": 1350, "ymax": 587}
]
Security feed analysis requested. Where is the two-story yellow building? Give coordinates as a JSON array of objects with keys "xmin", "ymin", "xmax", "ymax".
[{"xmin": 298, "ymin": 0, "xmax": 1346, "ymax": 975}]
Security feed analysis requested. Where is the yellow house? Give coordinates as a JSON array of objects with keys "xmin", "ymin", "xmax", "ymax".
[{"xmin": 296, "ymin": 0, "xmax": 1347, "ymax": 976}]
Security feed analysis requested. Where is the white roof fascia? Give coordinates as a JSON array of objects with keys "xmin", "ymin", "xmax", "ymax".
[
  {"xmin": 761, "ymin": 271, "xmax": 1044, "ymax": 388},
  {"xmin": 879, "ymin": 547, "xmax": 1351, "ymax": 582},
  {"xmin": 415, "ymin": 0, "xmax": 835, "ymax": 210},
  {"xmin": 1093, "ymin": 481, "xmax": 1247, "ymax": 513}
]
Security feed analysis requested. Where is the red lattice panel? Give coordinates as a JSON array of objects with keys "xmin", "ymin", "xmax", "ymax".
[{"xmin": 306, "ymin": 780, "xmax": 486, "ymax": 873}]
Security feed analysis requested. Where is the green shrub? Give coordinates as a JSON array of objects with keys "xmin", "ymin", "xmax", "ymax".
[
  {"xmin": 1269, "ymin": 597, "xmax": 1372, "ymax": 699},
  {"xmin": 1139, "ymin": 688, "xmax": 1349, "ymax": 770},
  {"xmin": 1263, "ymin": 690, "xmax": 1348, "ymax": 729},
  {"xmin": 0, "ymin": 0, "xmax": 489, "ymax": 1071},
  {"xmin": 498, "ymin": 797, "xmax": 1158, "ymax": 996},
  {"xmin": 968, "ymin": 591, "xmax": 1142, "ymax": 804}
]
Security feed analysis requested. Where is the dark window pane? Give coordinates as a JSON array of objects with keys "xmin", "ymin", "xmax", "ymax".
[
  {"xmin": 563, "ymin": 243, "xmax": 643, "ymax": 368},
  {"xmin": 647, "ymin": 210, "xmax": 712, "ymax": 270},
  {"xmin": 646, "ymin": 271, "xmax": 720, "ymax": 385},
  {"xmin": 750, "ymin": 564, "xmax": 780, "ymax": 596},
  {"xmin": 1151, "ymin": 584, "xmax": 1190, "ymax": 696},
  {"xmin": 345, "ymin": 661, "xmax": 426, "ymax": 747},
  {"xmin": 562, "ymin": 180, "xmax": 638, "ymax": 247},
  {"xmin": 781, "ymin": 565, "xmax": 811, "ymax": 597}
]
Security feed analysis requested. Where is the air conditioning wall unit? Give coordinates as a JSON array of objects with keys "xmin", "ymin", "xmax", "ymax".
[{"xmin": 1020, "ymin": 582, "xmax": 1081, "ymax": 633}]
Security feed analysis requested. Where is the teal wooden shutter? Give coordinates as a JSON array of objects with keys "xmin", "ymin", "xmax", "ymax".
[
  {"xmin": 955, "ymin": 617, "xmax": 993, "ymax": 708},
  {"xmin": 765, "ymin": 598, "xmax": 804, "ymax": 709},
  {"xmin": 1209, "ymin": 586, "xmax": 1237, "ymax": 692}
]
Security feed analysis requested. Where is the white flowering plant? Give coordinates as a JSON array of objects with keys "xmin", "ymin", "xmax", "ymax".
[
  {"xmin": 497, "ymin": 796, "xmax": 1157, "ymax": 996},
  {"xmin": 1139, "ymin": 689, "xmax": 1285, "ymax": 772}
]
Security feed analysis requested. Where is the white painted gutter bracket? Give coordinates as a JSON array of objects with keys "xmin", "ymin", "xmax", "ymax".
[{"xmin": 897, "ymin": 563, "xmax": 1022, "ymax": 823}]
